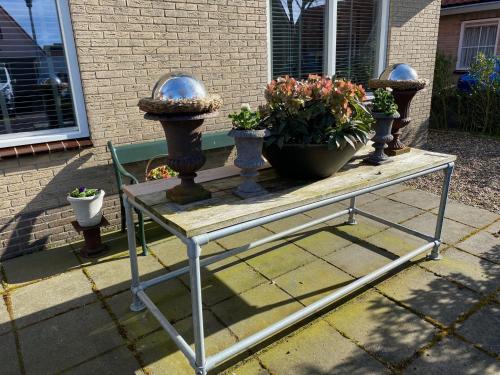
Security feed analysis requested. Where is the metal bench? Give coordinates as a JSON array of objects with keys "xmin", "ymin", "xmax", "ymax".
[{"xmin": 108, "ymin": 131, "xmax": 234, "ymax": 255}]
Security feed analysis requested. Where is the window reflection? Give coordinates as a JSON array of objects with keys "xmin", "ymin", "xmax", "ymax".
[{"xmin": 0, "ymin": 0, "xmax": 76, "ymax": 135}]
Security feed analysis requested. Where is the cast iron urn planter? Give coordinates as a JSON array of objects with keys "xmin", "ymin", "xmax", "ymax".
[
  {"xmin": 229, "ymin": 128, "xmax": 270, "ymax": 198},
  {"xmin": 138, "ymin": 73, "xmax": 223, "ymax": 204},
  {"xmin": 364, "ymin": 112, "xmax": 399, "ymax": 165}
]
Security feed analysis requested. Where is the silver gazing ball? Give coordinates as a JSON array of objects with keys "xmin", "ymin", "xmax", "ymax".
[
  {"xmin": 152, "ymin": 73, "xmax": 207, "ymax": 101},
  {"xmin": 379, "ymin": 64, "xmax": 418, "ymax": 81}
]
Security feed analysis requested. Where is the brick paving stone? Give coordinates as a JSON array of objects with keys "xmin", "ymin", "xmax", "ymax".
[
  {"xmin": 259, "ymin": 320, "xmax": 388, "ymax": 375},
  {"xmin": 432, "ymin": 200, "xmax": 499, "ymax": 228},
  {"xmin": 388, "ymin": 189, "xmax": 441, "ymax": 211},
  {"xmin": 220, "ymin": 357, "xmax": 270, "ymax": 375},
  {"xmin": 288, "ymin": 225, "xmax": 354, "ymax": 257},
  {"xmin": 358, "ymin": 198, "xmax": 423, "ymax": 223},
  {"xmin": 456, "ymin": 303, "xmax": 500, "ymax": 355},
  {"xmin": 0, "ymin": 331, "xmax": 21, "ymax": 375},
  {"xmin": 19, "ymin": 303, "xmax": 126, "ymax": 374},
  {"xmin": 211, "ymin": 283, "xmax": 303, "ymax": 339},
  {"xmin": 376, "ymin": 267, "xmax": 480, "ymax": 326},
  {"xmin": 10, "ymin": 270, "xmax": 96, "ymax": 329},
  {"xmin": 0, "ymin": 295, "xmax": 11, "ymax": 335},
  {"xmin": 404, "ymin": 212, "xmax": 476, "ymax": 245},
  {"xmin": 456, "ymin": 231, "xmax": 500, "ymax": 263},
  {"xmin": 84, "ymin": 251, "xmax": 165, "ymax": 297},
  {"xmin": 2, "ymin": 245, "xmax": 81, "ymax": 287},
  {"xmin": 239, "ymin": 241, "xmax": 317, "ymax": 280},
  {"xmin": 137, "ymin": 310, "xmax": 236, "ymax": 375},
  {"xmin": 373, "ymin": 184, "xmax": 408, "ymax": 196},
  {"xmin": 60, "ymin": 345, "xmax": 144, "ymax": 375},
  {"xmin": 404, "ymin": 336, "xmax": 500, "ymax": 375},
  {"xmin": 107, "ymin": 279, "xmax": 192, "ymax": 342},
  {"xmin": 364, "ymin": 228, "xmax": 429, "ymax": 258},
  {"xmin": 325, "ymin": 290, "xmax": 438, "ymax": 365},
  {"xmin": 274, "ymin": 259, "xmax": 353, "ymax": 306},
  {"xmin": 325, "ymin": 243, "xmax": 394, "ymax": 278},
  {"xmin": 421, "ymin": 248, "xmax": 500, "ymax": 294}
]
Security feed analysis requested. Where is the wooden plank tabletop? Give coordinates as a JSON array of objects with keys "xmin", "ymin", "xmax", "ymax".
[{"xmin": 124, "ymin": 145, "xmax": 456, "ymax": 238}]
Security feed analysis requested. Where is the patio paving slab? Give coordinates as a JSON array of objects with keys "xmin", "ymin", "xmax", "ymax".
[
  {"xmin": 19, "ymin": 303, "xmax": 126, "ymax": 375},
  {"xmin": 456, "ymin": 303, "xmax": 500, "ymax": 355},
  {"xmin": 0, "ymin": 296, "xmax": 11, "ymax": 335},
  {"xmin": 325, "ymin": 290, "xmax": 438, "ymax": 365},
  {"xmin": 373, "ymin": 184, "xmax": 408, "ymax": 196},
  {"xmin": 107, "ymin": 279, "xmax": 191, "ymax": 342},
  {"xmin": 60, "ymin": 345, "xmax": 143, "ymax": 375},
  {"xmin": 211, "ymin": 283, "xmax": 303, "ymax": 339},
  {"xmin": 258, "ymin": 320, "xmax": 388, "ymax": 375},
  {"xmin": 0, "ymin": 331, "xmax": 21, "ymax": 375},
  {"xmin": 404, "ymin": 336, "xmax": 500, "ymax": 375},
  {"xmin": 301, "ymin": 202, "xmax": 348, "ymax": 219},
  {"xmin": 403, "ymin": 212, "xmax": 476, "ymax": 245},
  {"xmin": 287, "ymin": 225, "xmax": 355, "ymax": 257},
  {"xmin": 324, "ymin": 243, "xmax": 395, "ymax": 278},
  {"xmin": 216, "ymin": 226, "xmax": 275, "ymax": 250},
  {"xmin": 388, "ymin": 189, "xmax": 441, "ymax": 211},
  {"xmin": 364, "ymin": 228, "xmax": 429, "ymax": 258},
  {"xmin": 485, "ymin": 220, "xmax": 500, "ymax": 234},
  {"xmin": 10, "ymin": 270, "xmax": 96, "ymax": 329},
  {"xmin": 137, "ymin": 310, "xmax": 236, "ymax": 374},
  {"xmin": 432, "ymin": 200, "xmax": 499, "ymax": 228},
  {"xmin": 376, "ymin": 267, "xmax": 480, "ymax": 327},
  {"xmin": 274, "ymin": 259, "xmax": 353, "ymax": 306},
  {"xmin": 239, "ymin": 241, "xmax": 317, "ymax": 280},
  {"xmin": 420, "ymin": 248, "xmax": 500, "ymax": 294},
  {"xmin": 359, "ymin": 197, "xmax": 424, "ymax": 223},
  {"xmin": 220, "ymin": 357, "xmax": 270, "ymax": 375},
  {"xmin": 2, "ymin": 245, "xmax": 81, "ymax": 287},
  {"xmin": 329, "ymin": 218, "xmax": 388, "ymax": 240},
  {"xmin": 84, "ymin": 251, "xmax": 166, "ymax": 297},
  {"xmin": 455, "ymin": 231, "xmax": 500, "ymax": 263},
  {"xmin": 262, "ymin": 213, "xmax": 314, "ymax": 233}
]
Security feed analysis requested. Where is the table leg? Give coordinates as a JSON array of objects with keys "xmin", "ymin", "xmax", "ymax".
[
  {"xmin": 347, "ymin": 197, "xmax": 357, "ymax": 225},
  {"xmin": 429, "ymin": 163, "xmax": 454, "ymax": 260},
  {"xmin": 188, "ymin": 239, "xmax": 206, "ymax": 374},
  {"xmin": 124, "ymin": 196, "xmax": 146, "ymax": 312}
]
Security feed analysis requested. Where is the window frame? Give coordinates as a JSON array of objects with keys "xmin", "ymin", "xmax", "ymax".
[
  {"xmin": 266, "ymin": 0, "xmax": 390, "ymax": 82},
  {"xmin": 456, "ymin": 18, "xmax": 500, "ymax": 71},
  {"xmin": 0, "ymin": 0, "xmax": 89, "ymax": 149}
]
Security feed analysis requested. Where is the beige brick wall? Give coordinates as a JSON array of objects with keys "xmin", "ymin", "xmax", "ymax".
[
  {"xmin": 387, "ymin": 0, "xmax": 441, "ymax": 146},
  {"xmin": 0, "ymin": 0, "xmax": 440, "ymax": 259}
]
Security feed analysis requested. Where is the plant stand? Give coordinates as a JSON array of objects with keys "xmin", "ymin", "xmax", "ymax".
[{"xmin": 71, "ymin": 217, "xmax": 109, "ymax": 258}]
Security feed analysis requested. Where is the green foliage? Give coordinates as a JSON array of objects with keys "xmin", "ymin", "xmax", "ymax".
[
  {"xmin": 372, "ymin": 88, "xmax": 398, "ymax": 116},
  {"xmin": 69, "ymin": 187, "xmax": 99, "ymax": 198},
  {"xmin": 430, "ymin": 52, "xmax": 500, "ymax": 135},
  {"xmin": 228, "ymin": 104, "xmax": 261, "ymax": 130}
]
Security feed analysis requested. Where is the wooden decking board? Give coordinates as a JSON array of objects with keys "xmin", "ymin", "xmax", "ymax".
[{"xmin": 123, "ymin": 145, "xmax": 456, "ymax": 238}]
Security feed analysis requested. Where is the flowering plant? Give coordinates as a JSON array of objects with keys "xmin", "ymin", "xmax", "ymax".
[
  {"xmin": 262, "ymin": 75, "xmax": 373, "ymax": 149},
  {"xmin": 228, "ymin": 103, "xmax": 261, "ymax": 130},
  {"xmin": 69, "ymin": 187, "xmax": 99, "ymax": 198},
  {"xmin": 146, "ymin": 165, "xmax": 178, "ymax": 180}
]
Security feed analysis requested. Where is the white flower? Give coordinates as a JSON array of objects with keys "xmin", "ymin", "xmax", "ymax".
[{"xmin": 241, "ymin": 103, "xmax": 251, "ymax": 111}]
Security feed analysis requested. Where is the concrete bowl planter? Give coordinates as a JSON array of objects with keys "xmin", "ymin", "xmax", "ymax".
[
  {"xmin": 364, "ymin": 112, "xmax": 400, "ymax": 165},
  {"xmin": 229, "ymin": 128, "xmax": 270, "ymax": 198},
  {"xmin": 67, "ymin": 190, "xmax": 105, "ymax": 227}
]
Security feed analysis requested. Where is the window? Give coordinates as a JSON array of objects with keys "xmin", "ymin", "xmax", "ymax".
[
  {"xmin": 457, "ymin": 19, "xmax": 500, "ymax": 70},
  {"xmin": 268, "ymin": 0, "xmax": 389, "ymax": 87},
  {"xmin": 0, "ymin": 0, "xmax": 88, "ymax": 148}
]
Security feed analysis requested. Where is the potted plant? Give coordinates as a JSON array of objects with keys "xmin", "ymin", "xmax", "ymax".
[
  {"xmin": 228, "ymin": 104, "xmax": 270, "ymax": 198},
  {"xmin": 364, "ymin": 88, "xmax": 400, "ymax": 165},
  {"xmin": 67, "ymin": 187, "xmax": 105, "ymax": 227},
  {"xmin": 261, "ymin": 75, "xmax": 373, "ymax": 179}
]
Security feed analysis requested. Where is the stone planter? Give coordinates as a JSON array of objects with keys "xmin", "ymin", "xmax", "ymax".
[
  {"xmin": 364, "ymin": 112, "xmax": 399, "ymax": 165},
  {"xmin": 385, "ymin": 89, "xmax": 418, "ymax": 156},
  {"xmin": 67, "ymin": 190, "xmax": 105, "ymax": 227},
  {"xmin": 263, "ymin": 142, "xmax": 362, "ymax": 180},
  {"xmin": 229, "ymin": 128, "xmax": 270, "ymax": 198}
]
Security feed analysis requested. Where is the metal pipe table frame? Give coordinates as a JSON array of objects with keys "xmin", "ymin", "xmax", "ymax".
[{"xmin": 123, "ymin": 161, "xmax": 454, "ymax": 375}]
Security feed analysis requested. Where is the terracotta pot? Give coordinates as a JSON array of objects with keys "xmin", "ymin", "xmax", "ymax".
[
  {"xmin": 67, "ymin": 190, "xmax": 105, "ymax": 227},
  {"xmin": 263, "ymin": 143, "xmax": 361, "ymax": 180}
]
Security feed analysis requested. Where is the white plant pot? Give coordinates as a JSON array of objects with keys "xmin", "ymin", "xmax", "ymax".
[{"xmin": 67, "ymin": 190, "xmax": 105, "ymax": 227}]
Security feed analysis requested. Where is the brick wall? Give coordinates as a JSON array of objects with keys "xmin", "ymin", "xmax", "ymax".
[
  {"xmin": 387, "ymin": 0, "xmax": 441, "ymax": 146},
  {"xmin": 0, "ymin": 0, "xmax": 441, "ymax": 259}
]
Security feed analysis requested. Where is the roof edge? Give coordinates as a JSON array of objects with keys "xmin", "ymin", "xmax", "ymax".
[{"xmin": 441, "ymin": 1, "xmax": 500, "ymax": 15}]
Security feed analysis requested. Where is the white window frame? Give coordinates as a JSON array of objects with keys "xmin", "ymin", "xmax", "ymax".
[
  {"xmin": 456, "ymin": 18, "xmax": 500, "ymax": 71},
  {"xmin": 0, "ymin": 0, "xmax": 89, "ymax": 148},
  {"xmin": 266, "ymin": 0, "xmax": 390, "ymax": 82}
]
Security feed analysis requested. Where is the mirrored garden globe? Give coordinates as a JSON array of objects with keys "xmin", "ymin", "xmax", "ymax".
[
  {"xmin": 379, "ymin": 64, "xmax": 418, "ymax": 81},
  {"xmin": 152, "ymin": 73, "xmax": 207, "ymax": 101}
]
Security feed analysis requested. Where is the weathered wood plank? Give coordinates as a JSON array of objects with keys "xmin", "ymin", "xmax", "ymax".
[{"xmin": 124, "ymin": 145, "xmax": 456, "ymax": 238}]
